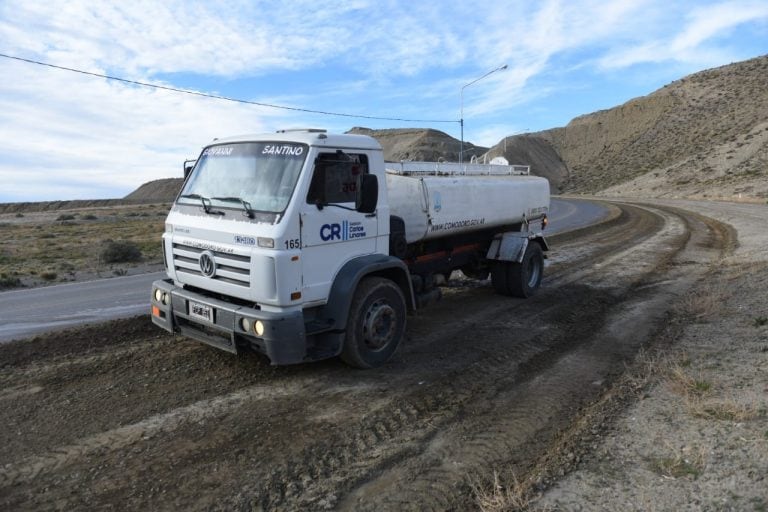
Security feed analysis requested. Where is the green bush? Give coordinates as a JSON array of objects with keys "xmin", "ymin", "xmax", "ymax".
[
  {"xmin": 100, "ymin": 240, "xmax": 142, "ymax": 263},
  {"xmin": 56, "ymin": 214, "xmax": 76, "ymax": 221}
]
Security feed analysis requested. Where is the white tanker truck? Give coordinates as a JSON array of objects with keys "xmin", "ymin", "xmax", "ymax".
[{"xmin": 151, "ymin": 129, "xmax": 550, "ymax": 368}]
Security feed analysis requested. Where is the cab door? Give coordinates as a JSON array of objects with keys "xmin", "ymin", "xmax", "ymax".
[{"xmin": 300, "ymin": 151, "xmax": 378, "ymax": 304}]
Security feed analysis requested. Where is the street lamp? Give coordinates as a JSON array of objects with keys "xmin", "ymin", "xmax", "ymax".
[{"xmin": 460, "ymin": 64, "xmax": 508, "ymax": 164}]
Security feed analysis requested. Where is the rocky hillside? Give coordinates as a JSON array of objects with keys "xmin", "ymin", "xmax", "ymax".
[{"xmin": 538, "ymin": 54, "xmax": 768, "ymax": 200}]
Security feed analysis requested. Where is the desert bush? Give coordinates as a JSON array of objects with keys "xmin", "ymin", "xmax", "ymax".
[
  {"xmin": 56, "ymin": 214, "xmax": 76, "ymax": 221},
  {"xmin": 0, "ymin": 274, "xmax": 23, "ymax": 289},
  {"xmin": 15, "ymin": 212, "xmax": 24, "ymax": 218},
  {"xmin": 82, "ymin": 214, "xmax": 98, "ymax": 220},
  {"xmin": 100, "ymin": 240, "xmax": 142, "ymax": 263},
  {"xmin": 40, "ymin": 271, "xmax": 58, "ymax": 281}
]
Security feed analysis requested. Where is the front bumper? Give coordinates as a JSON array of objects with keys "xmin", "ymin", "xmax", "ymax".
[{"xmin": 150, "ymin": 279, "xmax": 307, "ymax": 365}]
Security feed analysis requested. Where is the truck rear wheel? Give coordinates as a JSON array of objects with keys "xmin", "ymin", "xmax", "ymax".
[
  {"xmin": 491, "ymin": 242, "xmax": 544, "ymax": 298},
  {"xmin": 341, "ymin": 277, "xmax": 406, "ymax": 369}
]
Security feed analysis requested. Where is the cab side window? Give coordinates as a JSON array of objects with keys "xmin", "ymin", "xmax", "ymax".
[{"xmin": 306, "ymin": 152, "xmax": 369, "ymax": 204}]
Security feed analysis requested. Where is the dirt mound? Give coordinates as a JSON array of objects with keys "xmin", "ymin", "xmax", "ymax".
[
  {"xmin": 481, "ymin": 134, "xmax": 570, "ymax": 192},
  {"xmin": 347, "ymin": 127, "xmax": 487, "ymax": 162},
  {"xmin": 541, "ymin": 54, "xmax": 768, "ymax": 199},
  {"xmin": 123, "ymin": 178, "xmax": 183, "ymax": 202}
]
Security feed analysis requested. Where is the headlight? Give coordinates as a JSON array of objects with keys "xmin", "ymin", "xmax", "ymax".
[
  {"xmin": 254, "ymin": 320, "xmax": 265, "ymax": 336},
  {"xmin": 154, "ymin": 289, "xmax": 163, "ymax": 302},
  {"xmin": 241, "ymin": 318, "xmax": 251, "ymax": 332}
]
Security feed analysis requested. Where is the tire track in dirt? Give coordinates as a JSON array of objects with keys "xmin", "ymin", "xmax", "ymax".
[
  {"xmin": 333, "ymin": 204, "xmax": 733, "ymax": 511},
  {"xmin": 210, "ymin": 204, "xmax": 695, "ymax": 510}
]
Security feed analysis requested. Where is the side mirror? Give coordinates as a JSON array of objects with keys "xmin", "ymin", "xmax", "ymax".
[
  {"xmin": 356, "ymin": 174, "xmax": 378, "ymax": 214},
  {"xmin": 183, "ymin": 159, "xmax": 196, "ymax": 179}
]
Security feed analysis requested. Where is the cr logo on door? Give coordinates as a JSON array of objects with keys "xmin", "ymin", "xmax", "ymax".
[
  {"xmin": 320, "ymin": 223, "xmax": 342, "ymax": 241},
  {"xmin": 320, "ymin": 221, "xmax": 365, "ymax": 241}
]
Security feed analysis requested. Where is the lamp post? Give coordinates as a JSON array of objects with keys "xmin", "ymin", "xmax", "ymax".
[{"xmin": 460, "ymin": 64, "xmax": 507, "ymax": 164}]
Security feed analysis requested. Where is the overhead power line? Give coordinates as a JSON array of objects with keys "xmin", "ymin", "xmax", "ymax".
[{"xmin": 0, "ymin": 52, "xmax": 458, "ymax": 124}]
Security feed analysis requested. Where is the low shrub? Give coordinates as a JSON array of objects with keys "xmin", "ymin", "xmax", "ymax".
[
  {"xmin": 100, "ymin": 240, "xmax": 142, "ymax": 264},
  {"xmin": 56, "ymin": 214, "xmax": 76, "ymax": 221},
  {"xmin": 0, "ymin": 274, "xmax": 23, "ymax": 289},
  {"xmin": 40, "ymin": 271, "xmax": 58, "ymax": 281}
]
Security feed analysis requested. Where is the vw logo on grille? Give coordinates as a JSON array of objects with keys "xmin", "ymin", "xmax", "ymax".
[{"xmin": 199, "ymin": 250, "xmax": 216, "ymax": 277}]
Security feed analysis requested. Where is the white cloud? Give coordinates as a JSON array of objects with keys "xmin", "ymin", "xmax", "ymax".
[
  {"xmin": 0, "ymin": 0, "xmax": 766, "ymax": 200},
  {"xmin": 0, "ymin": 59, "xmax": 299, "ymax": 200},
  {"xmin": 598, "ymin": 0, "xmax": 768, "ymax": 69}
]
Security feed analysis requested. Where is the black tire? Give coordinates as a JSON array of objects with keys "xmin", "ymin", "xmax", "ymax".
[
  {"xmin": 341, "ymin": 277, "xmax": 406, "ymax": 369},
  {"xmin": 490, "ymin": 242, "xmax": 544, "ymax": 298}
]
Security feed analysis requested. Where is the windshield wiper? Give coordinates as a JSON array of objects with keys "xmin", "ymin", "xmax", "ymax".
[
  {"xmin": 212, "ymin": 196, "xmax": 255, "ymax": 218},
  {"xmin": 179, "ymin": 194, "xmax": 223, "ymax": 215}
]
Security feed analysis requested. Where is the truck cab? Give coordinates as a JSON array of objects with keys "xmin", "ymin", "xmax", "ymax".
[{"xmin": 151, "ymin": 129, "xmax": 414, "ymax": 367}]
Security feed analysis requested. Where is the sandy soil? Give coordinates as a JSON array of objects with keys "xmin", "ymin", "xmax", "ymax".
[{"xmin": 0, "ymin": 199, "xmax": 763, "ymax": 511}]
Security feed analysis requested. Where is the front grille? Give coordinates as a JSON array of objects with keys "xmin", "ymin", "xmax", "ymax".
[{"xmin": 172, "ymin": 242, "xmax": 251, "ymax": 287}]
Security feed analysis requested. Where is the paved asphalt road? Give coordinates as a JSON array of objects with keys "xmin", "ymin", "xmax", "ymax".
[{"xmin": 0, "ymin": 197, "xmax": 609, "ymax": 343}]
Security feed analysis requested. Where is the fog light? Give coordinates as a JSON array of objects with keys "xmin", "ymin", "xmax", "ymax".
[
  {"xmin": 241, "ymin": 318, "xmax": 251, "ymax": 332},
  {"xmin": 254, "ymin": 320, "xmax": 265, "ymax": 336},
  {"xmin": 154, "ymin": 289, "xmax": 163, "ymax": 302},
  {"xmin": 257, "ymin": 237, "xmax": 274, "ymax": 248}
]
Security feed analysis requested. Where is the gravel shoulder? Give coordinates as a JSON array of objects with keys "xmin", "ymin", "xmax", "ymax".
[{"xmin": 534, "ymin": 199, "xmax": 768, "ymax": 511}]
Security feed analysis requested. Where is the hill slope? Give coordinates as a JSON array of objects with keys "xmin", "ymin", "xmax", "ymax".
[
  {"xmin": 539, "ymin": 54, "xmax": 768, "ymax": 199},
  {"xmin": 124, "ymin": 178, "xmax": 184, "ymax": 202}
]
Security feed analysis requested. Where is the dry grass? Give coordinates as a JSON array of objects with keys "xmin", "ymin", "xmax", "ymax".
[
  {"xmin": 649, "ymin": 446, "xmax": 706, "ymax": 479},
  {"xmin": 473, "ymin": 471, "xmax": 547, "ymax": 512},
  {"xmin": 665, "ymin": 363, "xmax": 714, "ymax": 398},
  {"xmin": 664, "ymin": 362, "xmax": 765, "ymax": 422},
  {"xmin": 0, "ymin": 204, "xmax": 167, "ymax": 286},
  {"xmin": 689, "ymin": 397, "xmax": 764, "ymax": 422},
  {"xmin": 675, "ymin": 279, "xmax": 731, "ymax": 320}
]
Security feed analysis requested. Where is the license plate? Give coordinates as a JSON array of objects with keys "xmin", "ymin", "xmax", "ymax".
[{"xmin": 189, "ymin": 301, "xmax": 214, "ymax": 323}]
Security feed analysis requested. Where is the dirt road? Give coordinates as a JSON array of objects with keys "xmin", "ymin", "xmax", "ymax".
[{"xmin": 0, "ymin": 200, "xmax": 736, "ymax": 511}]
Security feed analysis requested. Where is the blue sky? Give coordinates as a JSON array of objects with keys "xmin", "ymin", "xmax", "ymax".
[{"xmin": 0, "ymin": 0, "xmax": 766, "ymax": 202}]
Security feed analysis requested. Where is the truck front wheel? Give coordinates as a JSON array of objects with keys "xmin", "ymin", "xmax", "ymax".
[
  {"xmin": 342, "ymin": 277, "xmax": 406, "ymax": 369},
  {"xmin": 491, "ymin": 242, "xmax": 544, "ymax": 298}
]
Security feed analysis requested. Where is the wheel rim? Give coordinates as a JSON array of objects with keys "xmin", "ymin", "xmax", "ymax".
[
  {"xmin": 526, "ymin": 256, "xmax": 542, "ymax": 288},
  {"xmin": 362, "ymin": 299, "xmax": 396, "ymax": 351}
]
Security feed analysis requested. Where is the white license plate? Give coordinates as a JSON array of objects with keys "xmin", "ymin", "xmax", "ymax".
[{"xmin": 189, "ymin": 301, "xmax": 214, "ymax": 323}]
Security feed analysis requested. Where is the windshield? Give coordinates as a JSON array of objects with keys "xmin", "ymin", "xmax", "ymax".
[{"xmin": 178, "ymin": 142, "xmax": 308, "ymax": 214}]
